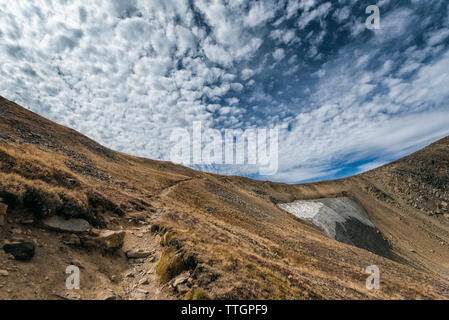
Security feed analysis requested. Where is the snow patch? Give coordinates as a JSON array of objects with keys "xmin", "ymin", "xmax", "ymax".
[{"xmin": 278, "ymin": 197, "xmax": 391, "ymax": 258}]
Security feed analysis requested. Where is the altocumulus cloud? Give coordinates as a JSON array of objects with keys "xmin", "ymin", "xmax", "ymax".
[{"xmin": 0, "ymin": 0, "xmax": 448, "ymax": 183}]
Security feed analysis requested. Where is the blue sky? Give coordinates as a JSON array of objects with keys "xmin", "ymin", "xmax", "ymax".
[{"xmin": 1, "ymin": 0, "xmax": 449, "ymax": 183}]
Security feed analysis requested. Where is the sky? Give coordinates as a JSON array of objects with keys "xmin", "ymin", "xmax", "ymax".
[{"xmin": 0, "ymin": 0, "xmax": 448, "ymax": 183}]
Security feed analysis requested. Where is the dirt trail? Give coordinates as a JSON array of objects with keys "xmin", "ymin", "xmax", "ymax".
[
  {"xmin": 117, "ymin": 177, "xmax": 199, "ymax": 300},
  {"xmin": 158, "ymin": 178, "xmax": 196, "ymax": 198},
  {"xmin": 0, "ymin": 176, "xmax": 199, "ymax": 300},
  {"xmin": 120, "ymin": 226, "xmax": 171, "ymax": 300}
]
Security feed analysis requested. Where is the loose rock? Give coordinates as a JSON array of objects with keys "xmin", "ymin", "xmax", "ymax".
[
  {"xmin": 61, "ymin": 234, "xmax": 81, "ymax": 246},
  {"xmin": 173, "ymin": 273, "xmax": 189, "ymax": 287},
  {"xmin": 52, "ymin": 292, "xmax": 81, "ymax": 300},
  {"xmin": 128, "ymin": 212, "xmax": 147, "ymax": 222},
  {"xmin": 130, "ymin": 291, "xmax": 146, "ymax": 300},
  {"xmin": 172, "ymin": 272, "xmax": 191, "ymax": 293},
  {"xmin": 176, "ymin": 284, "xmax": 190, "ymax": 294},
  {"xmin": 69, "ymin": 259, "xmax": 83, "ymax": 269},
  {"xmin": 126, "ymin": 249, "xmax": 153, "ymax": 259},
  {"xmin": 129, "ymin": 258, "xmax": 146, "ymax": 264},
  {"xmin": 3, "ymin": 242, "xmax": 35, "ymax": 261},
  {"xmin": 82, "ymin": 230, "xmax": 125, "ymax": 250},
  {"xmin": 136, "ymin": 288, "xmax": 148, "ymax": 294},
  {"xmin": 104, "ymin": 294, "xmax": 120, "ymax": 300}
]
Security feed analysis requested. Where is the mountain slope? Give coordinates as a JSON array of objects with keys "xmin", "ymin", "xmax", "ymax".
[{"xmin": 0, "ymin": 96, "xmax": 448, "ymax": 299}]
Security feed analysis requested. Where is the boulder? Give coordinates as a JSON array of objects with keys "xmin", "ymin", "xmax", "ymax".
[
  {"xmin": 42, "ymin": 216, "xmax": 90, "ymax": 233},
  {"xmin": 3, "ymin": 242, "xmax": 35, "ymax": 261}
]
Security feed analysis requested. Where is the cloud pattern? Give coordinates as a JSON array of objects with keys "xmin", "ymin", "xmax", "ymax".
[{"xmin": 1, "ymin": 0, "xmax": 448, "ymax": 183}]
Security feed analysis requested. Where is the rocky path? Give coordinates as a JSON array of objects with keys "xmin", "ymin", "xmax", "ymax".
[
  {"xmin": 117, "ymin": 177, "xmax": 199, "ymax": 299},
  {"xmin": 118, "ymin": 177, "xmax": 201, "ymax": 300},
  {"xmin": 0, "ymin": 175, "xmax": 196, "ymax": 300},
  {"xmin": 121, "ymin": 225, "xmax": 171, "ymax": 300}
]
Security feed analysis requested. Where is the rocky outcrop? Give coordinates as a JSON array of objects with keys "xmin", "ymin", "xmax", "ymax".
[
  {"xmin": 42, "ymin": 216, "xmax": 90, "ymax": 233},
  {"xmin": 361, "ymin": 138, "xmax": 449, "ymax": 216}
]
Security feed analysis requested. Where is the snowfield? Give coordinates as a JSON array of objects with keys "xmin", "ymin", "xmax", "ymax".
[{"xmin": 278, "ymin": 197, "xmax": 391, "ymax": 258}]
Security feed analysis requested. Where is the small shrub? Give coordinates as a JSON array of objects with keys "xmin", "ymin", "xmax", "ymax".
[
  {"xmin": 156, "ymin": 247, "xmax": 197, "ymax": 283},
  {"xmin": 192, "ymin": 289, "xmax": 209, "ymax": 300},
  {"xmin": 160, "ymin": 231, "xmax": 177, "ymax": 247},
  {"xmin": 184, "ymin": 291, "xmax": 193, "ymax": 300}
]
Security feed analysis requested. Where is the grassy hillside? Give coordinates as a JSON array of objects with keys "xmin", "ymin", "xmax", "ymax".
[{"xmin": 0, "ymin": 96, "xmax": 448, "ymax": 299}]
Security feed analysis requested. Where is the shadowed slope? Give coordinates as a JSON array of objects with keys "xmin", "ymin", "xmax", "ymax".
[{"xmin": 278, "ymin": 197, "xmax": 392, "ymax": 259}]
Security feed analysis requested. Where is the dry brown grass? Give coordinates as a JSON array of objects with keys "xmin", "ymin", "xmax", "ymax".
[{"xmin": 1, "ymin": 96, "xmax": 449, "ymax": 299}]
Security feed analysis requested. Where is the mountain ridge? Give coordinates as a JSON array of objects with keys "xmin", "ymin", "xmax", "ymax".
[{"xmin": 0, "ymin": 96, "xmax": 448, "ymax": 299}]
